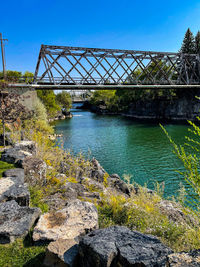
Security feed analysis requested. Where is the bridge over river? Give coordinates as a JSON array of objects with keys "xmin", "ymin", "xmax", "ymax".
[{"xmin": 7, "ymin": 44, "xmax": 200, "ymax": 90}]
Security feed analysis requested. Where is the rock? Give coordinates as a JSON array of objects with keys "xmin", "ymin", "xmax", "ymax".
[
  {"xmin": 78, "ymin": 226, "xmax": 172, "ymax": 267},
  {"xmin": 168, "ymin": 250, "xmax": 200, "ymax": 266},
  {"xmin": 64, "ymin": 181, "xmax": 86, "ymax": 199},
  {"xmin": 0, "ymin": 200, "xmax": 41, "ymax": 244},
  {"xmin": 33, "ymin": 200, "xmax": 98, "ymax": 243},
  {"xmin": 44, "ymin": 238, "xmax": 79, "ymax": 267},
  {"xmin": 14, "ymin": 141, "xmax": 36, "ymax": 154},
  {"xmin": 81, "ymin": 177, "xmax": 105, "ymax": 192},
  {"xmin": 1, "ymin": 148, "xmax": 32, "ymax": 167},
  {"xmin": 2, "ymin": 168, "xmax": 25, "ymax": 183},
  {"xmin": 0, "ymin": 176, "xmax": 30, "ymax": 206},
  {"xmin": 90, "ymin": 158, "xmax": 106, "ymax": 182},
  {"xmin": 108, "ymin": 176, "xmax": 130, "ymax": 196},
  {"xmin": 109, "ymin": 173, "xmax": 120, "ymax": 179},
  {"xmin": 157, "ymin": 200, "xmax": 199, "ymax": 227},
  {"xmin": 62, "ymin": 110, "xmax": 73, "ymax": 118},
  {"xmin": 22, "ymin": 156, "xmax": 47, "ymax": 186},
  {"xmin": 43, "ymin": 192, "xmax": 69, "ymax": 211},
  {"xmin": 81, "ymin": 191, "xmax": 101, "ymax": 201},
  {"xmin": 126, "ymin": 96, "xmax": 200, "ymax": 122}
]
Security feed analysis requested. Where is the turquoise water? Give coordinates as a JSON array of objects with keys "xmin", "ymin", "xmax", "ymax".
[{"xmin": 54, "ymin": 104, "xmax": 192, "ymax": 197}]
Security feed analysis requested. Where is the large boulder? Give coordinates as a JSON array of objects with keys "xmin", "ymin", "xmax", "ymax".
[
  {"xmin": 2, "ymin": 168, "xmax": 25, "ymax": 183},
  {"xmin": 0, "ymin": 176, "xmax": 30, "ymax": 206},
  {"xmin": 78, "ymin": 226, "xmax": 173, "ymax": 267},
  {"xmin": 44, "ymin": 238, "xmax": 79, "ymax": 267},
  {"xmin": 14, "ymin": 141, "xmax": 36, "ymax": 155},
  {"xmin": 0, "ymin": 200, "xmax": 41, "ymax": 244},
  {"xmin": 168, "ymin": 250, "xmax": 200, "ymax": 266},
  {"xmin": 1, "ymin": 148, "xmax": 32, "ymax": 167},
  {"xmin": 33, "ymin": 200, "xmax": 98, "ymax": 243}
]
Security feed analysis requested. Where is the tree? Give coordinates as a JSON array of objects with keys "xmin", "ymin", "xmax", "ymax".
[
  {"xmin": 56, "ymin": 91, "xmax": 72, "ymax": 111},
  {"xmin": 23, "ymin": 71, "xmax": 34, "ymax": 83},
  {"xmin": 37, "ymin": 90, "xmax": 61, "ymax": 117},
  {"xmin": 195, "ymin": 31, "xmax": 200, "ymax": 54},
  {"xmin": 177, "ymin": 29, "xmax": 196, "ymax": 97},
  {"xmin": 0, "ymin": 91, "xmax": 30, "ymax": 147},
  {"xmin": 180, "ymin": 28, "xmax": 195, "ymax": 54}
]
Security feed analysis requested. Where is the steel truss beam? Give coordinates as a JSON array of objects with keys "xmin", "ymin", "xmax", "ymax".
[{"xmin": 33, "ymin": 45, "xmax": 200, "ymax": 86}]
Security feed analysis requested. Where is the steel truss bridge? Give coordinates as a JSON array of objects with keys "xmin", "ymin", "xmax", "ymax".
[{"xmin": 8, "ymin": 44, "xmax": 200, "ymax": 90}]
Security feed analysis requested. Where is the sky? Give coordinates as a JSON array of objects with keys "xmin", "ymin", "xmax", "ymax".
[{"xmin": 1, "ymin": 0, "xmax": 200, "ymax": 74}]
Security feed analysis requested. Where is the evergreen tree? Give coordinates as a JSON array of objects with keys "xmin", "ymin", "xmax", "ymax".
[
  {"xmin": 195, "ymin": 31, "xmax": 200, "ymax": 54},
  {"xmin": 180, "ymin": 28, "xmax": 195, "ymax": 54}
]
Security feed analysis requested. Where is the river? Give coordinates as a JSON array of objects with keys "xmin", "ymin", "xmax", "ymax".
[{"xmin": 54, "ymin": 103, "xmax": 192, "ymax": 198}]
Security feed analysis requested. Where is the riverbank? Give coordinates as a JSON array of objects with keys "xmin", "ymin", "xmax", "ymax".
[
  {"xmin": 54, "ymin": 104, "xmax": 192, "ymax": 200},
  {"xmin": 0, "ymin": 135, "xmax": 200, "ymax": 266},
  {"xmin": 81, "ymin": 93, "xmax": 200, "ymax": 123}
]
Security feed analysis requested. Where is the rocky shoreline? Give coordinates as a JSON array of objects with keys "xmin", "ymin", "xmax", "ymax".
[
  {"xmin": 78, "ymin": 97, "xmax": 200, "ymax": 123},
  {"xmin": 48, "ymin": 110, "xmax": 73, "ymax": 123},
  {"xmin": 0, "ymin": 141, "xmax": 200, "ymax": 266}
]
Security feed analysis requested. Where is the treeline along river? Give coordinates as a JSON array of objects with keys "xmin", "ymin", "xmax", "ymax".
[{"xmin": 54, "ymin": 103, "xmax": 192, "ymax": 198}]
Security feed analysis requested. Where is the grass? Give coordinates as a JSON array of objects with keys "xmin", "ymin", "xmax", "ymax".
[
  {"xmin": 97, "ymin": 186, "xmax": 200, "ymax": 252},
  {"xmin": 0, "ymin": 239, "xmax": 46, "ymax": 267},
  {"xmin": 0, "ymin": 151, "xmax": 15, "ymax": 177}
]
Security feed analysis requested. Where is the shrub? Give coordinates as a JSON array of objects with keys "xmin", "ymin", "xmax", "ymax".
[
  {"xmin": 97, "ymin": 185, "xmax": 200, "ymax": 252},
  {"xmin": 161, "ymin": 122, "xmax": 200, "ymax": 214}
]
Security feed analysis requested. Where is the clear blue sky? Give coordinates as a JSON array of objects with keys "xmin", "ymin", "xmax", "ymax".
[{"xmin": 1, "ymin": 0, "xmax": 200, "ymax": 73}]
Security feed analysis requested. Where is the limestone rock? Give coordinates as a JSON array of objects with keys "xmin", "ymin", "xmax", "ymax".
[
  {"xmin": 43, "ymin": 192, "xmax": 69, "ymax": 211},
  {"xmin": 1, "ymin": 148, "xmax": 32, "ymax": 167},
  {"xmin": 108, "ymin": 175, "xmax": 130, "ymax": 196},
  {"xmin": 0, "ymin": 200, "xmax": 41, "ymax": 244},
  {"xmin": 157, "ymin": 200, "xmax": 199, "ymax": 226},
  {"xmin": 33, "ymin": 200, "xmax": 98, "ymax": 242},
  {"xmin": 0, "ymin": 176, "xmax": 30, "ymax": 206},
  {"xmin": 81, "ymin": 177, "xmax": 105, "ymax": 192},
  {"xmin": 14, "ymin": 141, "xmax": 36, "ymax": 154},
  {"xmin": 90, "ymin": 158, "xmax": 106, "ymax": 182},
  {"xmin": 22, "ymin": 156, "xmax": 47, "ymax": 186},
  {"xmin": 64, "ymin": 182, "xmax": 86, "ymax": 199},
  {"xmin": 168, "ymin": 250, "xmax": 200, "ymax": 266},
  {"xmin": 44, "ymin": 238, "xmax": 79, "ymax": 267},
  {"xmin": 78, "ymin": 226, "xmax": 172, "ymax": 267},
  {"xmin": 2, "ymin": 168, "xmax": 25, "ymax": 183}
]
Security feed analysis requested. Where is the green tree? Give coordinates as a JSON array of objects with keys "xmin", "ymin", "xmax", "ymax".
[
  {"xmin": 0, "ymin": 70, "xmax": 22, "ymax": 82},
  {"xmin": 90, "ymin": 90, "xmax": 117, "ymax": 107},
  {"xmin": 180, "ymin": 28, "xmax": 195, "ymax": 54},
  {"xmin": 37, "ymin": 90, "xmax": 61, "ymax": 117},
  {"xmin": 56, "ymin": 91, "xmax": 72, "ymax": 111},
  {"xmin": 195, "ymin": 31, "xmax": 200, "ymax": 54},
  {"xmin": 23, "ymin": 71, "xmax": 34, "ymax": 83}
]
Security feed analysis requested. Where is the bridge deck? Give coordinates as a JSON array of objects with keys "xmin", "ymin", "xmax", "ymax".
[{"xmin": 8, "ymin": 83, "xmax": 200, "ymax": 90}]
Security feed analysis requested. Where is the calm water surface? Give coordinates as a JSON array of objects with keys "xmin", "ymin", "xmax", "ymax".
[{"xmin": 54, "ymin": 103, "xmax": 191, "ymax": 198}]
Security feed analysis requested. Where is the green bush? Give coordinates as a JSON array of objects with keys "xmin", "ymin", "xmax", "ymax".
[
  {"xmin": 37, "ymin": 90, "xmax": 61, "ymax": 118},
  {"xmin": 161, "ymin": 121, "xmax": 200, "ymax": 214}
]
